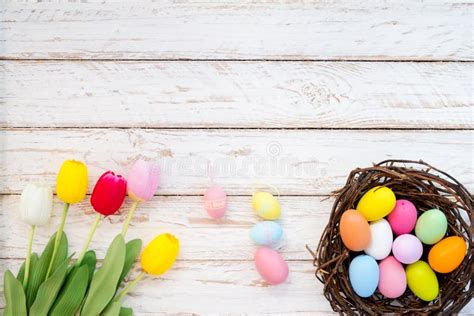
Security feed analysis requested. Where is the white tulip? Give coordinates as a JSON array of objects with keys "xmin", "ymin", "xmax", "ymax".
[{"xmin": 20, "ymin": 183, "xmax": 53, "ymax": 226}]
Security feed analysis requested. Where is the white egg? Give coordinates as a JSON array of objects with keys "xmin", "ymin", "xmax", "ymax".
[{"xmin": 364, "ymin": 219, "xmax": 393, "ymax": 260}]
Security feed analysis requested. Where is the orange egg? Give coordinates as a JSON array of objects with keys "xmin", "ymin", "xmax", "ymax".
[
  {"xmin": 428, "ymin": 236, "xmax": 467, "ymax": 273},
  {"xmin": 339, "ymin": 209, "xmax": 371, "ymax": 251}
]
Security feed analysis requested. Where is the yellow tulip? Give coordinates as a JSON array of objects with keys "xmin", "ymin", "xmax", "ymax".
[
  {"xmin": 47, "ymin": 160, "xmax": 88, "ymax": 278},
  {"xmin": 56, "ymin": 160, "xmax": 88, "ymax": 204},
  {"xmin": 141, "ymin": 233, "xmax": 180, "ymax": 275},
  {"xmin": 113, "ymin": 233, "xmax": 179, "ymax": 304}
]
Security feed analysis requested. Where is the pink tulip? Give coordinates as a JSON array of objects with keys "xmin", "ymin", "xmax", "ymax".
[{"xmin": 127, "ymin": 159, "xmax": 160, "ymax": 202}]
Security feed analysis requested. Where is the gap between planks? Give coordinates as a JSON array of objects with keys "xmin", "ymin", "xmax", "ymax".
[{"xmin": 1, "ymin": 58, "xmax": 473, "ymax": 62}]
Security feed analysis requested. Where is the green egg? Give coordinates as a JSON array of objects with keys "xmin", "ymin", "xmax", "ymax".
[{"xmin": 415, "ymin": 209, "xmax": 447, "ymax": 245}]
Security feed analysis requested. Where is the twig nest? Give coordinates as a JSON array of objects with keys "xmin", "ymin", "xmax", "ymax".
[{"xmin": 312, "ymin": 160, "xmax": 472, "ymax": 315}]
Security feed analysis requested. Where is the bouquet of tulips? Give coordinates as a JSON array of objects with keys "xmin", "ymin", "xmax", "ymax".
[{"xmin": 3, "ymin": 159, "xmax": 179, "ymax": 316}]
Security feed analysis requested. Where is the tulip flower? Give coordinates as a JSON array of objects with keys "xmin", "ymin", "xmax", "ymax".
[
  {"xmin": 19, "ymin": 183, "xmax": 53, "ymax": 289},
  {"xmin": 47, "ymin": 160, "xmax": 88, "ymax": 278},
  {"xmin": 75, "ymin": 171, "xmax": 127, "ymax": 266},
  {"xmin": 121, "ymin": 159, "xmax": 160, "ymax": 236},
  {"xmin": 114, "ymin": 234, "xmax": 179, "ymax": 302}
]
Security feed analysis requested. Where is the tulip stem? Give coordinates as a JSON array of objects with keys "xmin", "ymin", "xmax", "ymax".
[
  {"xmin": 121, "ymin": 201, "xmax": 139, "ymax": 237},
  {"xmin": 115, "ymin": 271, "xmax": 146, "ymax": 302},
  {"xmin": 75, "ymin": 213, "xmax": 102, "ymax": 267},
  {"xmin": 23, "ymin": 225, "xmax": 36, "ymax": 289},
  {"xmin": 46, "ymin": 202, "xmax": 69, "ymax": 278}
]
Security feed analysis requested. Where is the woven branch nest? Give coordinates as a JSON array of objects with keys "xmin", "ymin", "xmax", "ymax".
[{"xmin": 312, "ymin": 160, "xmax": 473, "ymax": 315}]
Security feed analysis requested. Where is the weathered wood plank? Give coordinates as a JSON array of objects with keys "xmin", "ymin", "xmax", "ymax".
[
  {"xmin": 0, "ymin": 1, "xmax": 471, "ymax": 60},
  {"xmin": 1, "ymin": 61, "xmax": 472, "ymax": 129},
  {"xmin": 1, "ymin": 258, "xmax": 473, "ymax": 314},
  {"xmin": 0, "ymin": 195, "xmax": 325, "ymax": 260},
  {"xmin": 0, "ymin": 259, "xmax": 333, "ymax": 314},
  {"xmin": 0, "ymin": 129, "xmax": 472, "ymax": 195}
]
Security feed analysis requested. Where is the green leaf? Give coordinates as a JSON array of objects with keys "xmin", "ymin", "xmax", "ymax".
[
  {"xmin": 29, "ymin": 256, "xmax": 71, "ymax": 316},
  {"xmin": 119, "ymin": 307, "xmax": 133, "ymax": 316},
  {"xmin": 81, "ymin": 234, "xmax": 126, "ymax": 316},
  {"xmin": 26, "ymin": 232, "xmax": 68, "ymax": 308},
  {"xmin": 49, "ymin": 265, "xmax": 89, "ymax": 316},
  {"xmin": 3, "ymin": 270, "xmax": 27, "ymax": 316},
  {"xmin": 101, "ymin": 301, "xmax": 121, "ymax": 316},
  {"xmin": 117, "ymin": 239, "xmax": 142, "ymax": 289},
  {"xmin": 82, "ymin": 250, "xmax": 97, "ymax": 283},
  {"xmin": 17, "ymin": 252, "xmax": 38, "ymax": 284}
]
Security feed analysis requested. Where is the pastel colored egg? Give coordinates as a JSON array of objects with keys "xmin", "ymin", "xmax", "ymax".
[
  {"xmin": 378, "ymin": 256, "xmax": 407, "ymax": 299},
  {"xmin": 392, "ymin": 234, "xmax": 423, "ymax": 264},
  {"xmin": 415, "ymin": 209, "xmax": 447, "ymax": 245},
  {"xmin": 406, "ymin": 261, "xmax": 439, "ymax": 301},
  {"xmin": 254, "ymin": 247, "xmax": 289, "ymax": 285},
  {"xmin": 364, "ymin": 219, "xmax": 393, "ymax": 260},
  {"xmin": 252, "ymin": 192, "xmax": 281, "ymax": 220},
  {"xmin": 387, "ymin": 199, "xmax": 417, "ymax": 235},
  {"xmin": 356, "ymin": 186, "xmax": 396, "ymax": 221},
  {"xmin": 339, "ymin": 209, "xmax": 371, "ymax": 251},
  {"xmin": 349, "ymin": 255, "xmax": 379, "ymax": 298},
  {"xmin": 428, "ymin": 236, "xmax": 467, "ymax": 273},
  {"xmin": 203, "ymin": 186, "xmax": 227, "ymax": 219},
  {"xmin": 250, "ymin": 221, "xmax": 283, "ymax": 246}
]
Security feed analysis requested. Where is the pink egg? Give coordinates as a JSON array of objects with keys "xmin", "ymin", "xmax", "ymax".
[
  {"xmin": 203, "ymin": 186, "xmax": 227, "ymax": 219},
  {"xmin": 378, "ymin": 256, "xmax": 407, "ymax": 298},
  {"xmin": 254, "ymin": 247, "xmax": 289, "ymax": 285},
  {"xmin": 392, "ymin": 234, "xmax": 423, "ymax": 264},
  {"xmin": 387, "ymin": 199, "xmax": 417, "ymax": 235}
]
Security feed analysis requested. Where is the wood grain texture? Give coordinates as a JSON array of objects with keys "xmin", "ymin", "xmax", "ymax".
[
  {"xmin": 0, "ymin": 129, "xmax": 472, "ymax": 195},
  {"xmin": 1, "ymin": 61, "xmax": 473, "ymax": 129},
  {"xmin": 1, "ymin": 1, "xmax": 471, "ymax": 60},
  {"xmin": 1, "ymin": 259, "xmax": 473, "ymax": 314},
  {"xmin": 0, "ymin": 195, "xmax": 325, "ymax": 260},
  {"xmin": 1, "ymin": 259, "xmax": 335, "ymax": 315}
]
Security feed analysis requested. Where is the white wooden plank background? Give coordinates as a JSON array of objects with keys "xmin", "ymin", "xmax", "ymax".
[
  {"xmin": 1, "ymin": 61, "xmax": 472, "ymax": 129},
  {"xmin": 0, "ymin": 129, "xmax": 472, "ymax": 195},
  {"xmin": 0, "ymin": 1, "xmax": 472, "ymax": 60},
  {"xmin": 0, "ymin": 0, "xmax": 472, "ymax": 315}
]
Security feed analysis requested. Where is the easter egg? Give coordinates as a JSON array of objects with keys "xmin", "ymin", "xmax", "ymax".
[
  {"xmin": 356, "ymin": 186, "xmax": 396, "ymax": 221},
  {"xmin": 392, "ymin": 234, "xmax": 423, "ymax": 264},
  {"xmin": 252, "ymin": 192, "xmax": 281, "ymax": 220},
  {"xmin": 364, "ymin": 219, "xmax": 393, "ymax": 260},
  {"xmin": 415, "ymin": 209, "xmax": 447, "ymax": 245},
  {"xmin": 428, "ymin": 236, "xmax": 467, "ymax": 273},
  {"xmin": 250, "ymin": 221, "xmax": 283, "ymax": 246},
  {"xmin": 349, "ymin": 255, "xmax": 379, "ymax": 297},
  {"xmin": 254, "ymin": 247, "xmax": 289, "ymax": 285},
  {"xmin": 378, "ymin": 256, "xmax": 407, "ymax": 299},
  {"xmin": 406, "ymin": 261, "xmax": 439, "ymax": 301},
  {"xmin": 203, "ymin": 186, "xmax": 227, "ymax": 219},
  {"xmin": 387, "ymin": 199, "xmax": 417, "ymax": 235},
  {"xmin": 339, "ymin": 209, "xmax": 370, "ymax": 251}
]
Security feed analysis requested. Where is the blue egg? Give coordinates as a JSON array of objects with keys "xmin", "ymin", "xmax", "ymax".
[
  {"xmin": 349, "ymin": 255, "xmax": 379, "ymax": 297},
  {"xmin": 250, "ymin": 221, "xmax": 283, "ymax": 246}
]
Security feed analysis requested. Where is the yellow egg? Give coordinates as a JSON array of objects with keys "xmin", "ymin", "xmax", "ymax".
[
  {"xmin": 428, "ymin": 236, "xmax": 467, "ymax": 273},
  {"xmin": 356, "ymin": 186, "xmax": 396, "ymax": 221},
  {"xmin": 406, "ymin": 261, "xmax": 439, "ymax": 301},
  {"xmin": 252, "ymin": 192, "xmax": 281, "ymax": 220}
]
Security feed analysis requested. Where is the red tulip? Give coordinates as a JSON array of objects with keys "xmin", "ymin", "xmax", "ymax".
[{"xmin": 90, "ymin": 171, "xmax": 127, "ymax": 216}]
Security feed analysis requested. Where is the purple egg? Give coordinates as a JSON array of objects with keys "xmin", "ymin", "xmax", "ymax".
[
  {"xmin": 387, "ymin": 200, "xmax": 417, "ymax": 235},
  {"xmin": 392, "ymin": 234, "xmax": 423, "ymax": 264}
]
